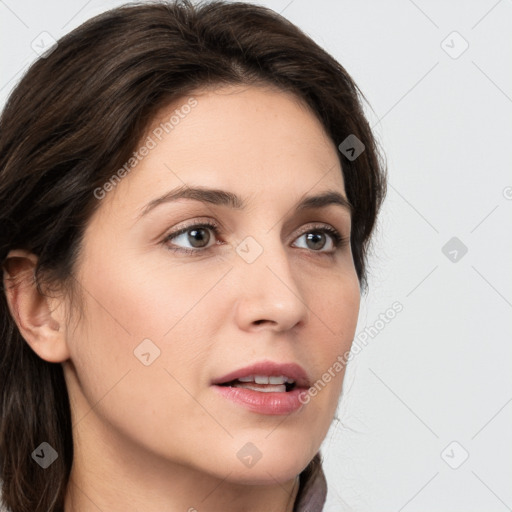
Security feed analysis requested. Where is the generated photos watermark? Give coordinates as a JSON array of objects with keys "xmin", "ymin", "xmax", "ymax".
[
  {"xmin": 298, "ymin": 301, "xmax": 403, "ymax": 404},
  {"xmin": 93, "ymin": 97, "xmax": 198, "ymax": 200}
]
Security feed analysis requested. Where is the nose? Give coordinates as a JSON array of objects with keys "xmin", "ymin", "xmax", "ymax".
[{"xmin": 232, "ymin": 236, "xmax": 310, "ymax": 333}]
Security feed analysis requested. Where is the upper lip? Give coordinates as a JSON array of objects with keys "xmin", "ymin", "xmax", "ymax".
[{"xmin": 211, "ymin": 360, "xmax": 311, "ymax": 388}]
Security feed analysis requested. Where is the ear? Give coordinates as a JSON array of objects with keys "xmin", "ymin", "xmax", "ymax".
[{"xmin": 2, "ymin": 249, "xmax": 70, "ymax": 363}]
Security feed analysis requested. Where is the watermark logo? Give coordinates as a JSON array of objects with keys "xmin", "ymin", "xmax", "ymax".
[
  {"xmin": 134, "ymin": 338, "xmax": 161, "ymax": 366},
  {"xmin": 31, "ymin": 442, "xmax": 59, "ymax": 469},
  {"xmin": 440, "ymin": 441, "xmax": 469, "ymax": 469},
  {"xmin": 237, "ymin": 442, "xmax": 262, "ymax": 468},
  {"xmin": 236, "ymin": 236, "xmax": 264, "ymax": 264},
  {"xmin": 441, "ymin": 236, "xmax": 468, "ymax": 263},
  {"xmin": 338, "ymin": 134, "xmax": 365, "ymax": 161},
  {"xmin": 441, "ymin": 31, "xmax": 469, "ymax": 60},
  {"xmin": 31, "ymin": 31, "xmax": 58, "ymax": 58}
]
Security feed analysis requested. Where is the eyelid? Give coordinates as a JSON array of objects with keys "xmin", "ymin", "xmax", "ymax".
[{"xmin": 164, "ymin": 218, "xmax": 222, "ymax": 238}]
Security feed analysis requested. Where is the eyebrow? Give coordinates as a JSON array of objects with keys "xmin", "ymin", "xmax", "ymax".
[{"xmin": 138, "ymin": 185, "xmax": 353, "ymax": 219}]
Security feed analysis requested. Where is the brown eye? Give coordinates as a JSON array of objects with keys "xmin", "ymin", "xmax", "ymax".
[
  {"xmin": 184, "ymin": 227, "xmax": 211, "ymax": 248},
  {"xmin": 164, "ymin": 222, "xmax": 220, "ymax": 254},
  {"xmin": 304, "ymin": 232, "xmax": 328, "ymax": 251},
  {"xmin": 293, "ymin": 225, "xmax": 346, "ymax": 254}
]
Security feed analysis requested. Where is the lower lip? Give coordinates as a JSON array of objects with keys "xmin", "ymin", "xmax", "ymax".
[{"xmin": 212, "ymin": 385, "xmax": 306, "ymax": 415}]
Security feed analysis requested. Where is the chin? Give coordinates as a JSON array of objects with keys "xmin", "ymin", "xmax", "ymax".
[
  {"xmin": 224, "ymin": 463, "xmax": 306, "ymax": 486},
  {"xmin": 211, "ymin": 437, "xmax": 315, "ymax": 485}
]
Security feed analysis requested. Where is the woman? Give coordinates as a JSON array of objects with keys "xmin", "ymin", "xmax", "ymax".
[{"xmin": 0, "ymin": 1, "xmax": 386, "ymax": 510}]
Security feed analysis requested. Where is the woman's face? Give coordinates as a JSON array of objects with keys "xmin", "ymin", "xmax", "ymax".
[{"xmin": 64, "ymin": 84, "xmax": 360, "ymax": 484}]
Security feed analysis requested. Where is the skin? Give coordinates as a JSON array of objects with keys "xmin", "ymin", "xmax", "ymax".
[{"xmin": 3, "ymin": 84, "xmax": 360, "ymax": 512}]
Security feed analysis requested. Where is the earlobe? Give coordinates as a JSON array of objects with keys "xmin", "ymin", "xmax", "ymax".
[{"xmin": 2, "ymin": 249, "xmax": 70, "ymax": 363}]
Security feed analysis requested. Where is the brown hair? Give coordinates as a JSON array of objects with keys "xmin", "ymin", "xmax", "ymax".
[{"xmin": 0, "ymin": 1, "xmax": 387, "ymax": 510}]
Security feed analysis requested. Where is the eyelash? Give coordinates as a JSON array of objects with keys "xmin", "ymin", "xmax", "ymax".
[{"xmin": 162, "ymin": 220, "xmax": 349, "ymax": 256}]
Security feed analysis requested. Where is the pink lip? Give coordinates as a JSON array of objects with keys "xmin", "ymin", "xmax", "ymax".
[
  {"xmin": 211, "ymin": 360, "xmax": 311, "ymax": 416},
  {"xmin": 211, "ymin": 360, "xmax": 310, "ymax": 388}
]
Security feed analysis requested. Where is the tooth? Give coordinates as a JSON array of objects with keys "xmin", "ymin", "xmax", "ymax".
[
  {"xmin": 234, "ymin": 383, "xmax": 286, "ymax": 393},
  {"xmin": 269, "ymin": 376, "xmax": 286, "ymax": 385},
  {"xmin": 286, "ymin": 378, "xmax": 295, "ymax": 384},
  {"xmin": 254, "ymin": 375, "xmax": 269, "ymax": 384},
  {"xmin": 237, "ymin": 376, "xmax": 254, "ymax": 382}
]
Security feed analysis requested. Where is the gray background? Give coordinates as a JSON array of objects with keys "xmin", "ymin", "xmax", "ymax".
[{"xmin": 1, "ymin": 1, "xmax": 511, "ymax": 510}]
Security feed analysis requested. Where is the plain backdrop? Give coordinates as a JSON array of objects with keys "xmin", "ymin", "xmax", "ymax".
[{"xmin": 1, "ymin": 1, "xmax": 511, "ymax": 511}]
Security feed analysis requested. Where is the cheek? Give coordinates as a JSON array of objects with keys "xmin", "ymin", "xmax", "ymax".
[
  {"xmin": 68, "ymin": 252, "xmax": 224, "ymax": 399},
  {"xmin": 65, "ymin": 265, "xmax": 219, "ymax": 461},
  {"xmin": 77, "ymin": 245, "xmax": 218, "ymax": 340},
  {"xmin": 302, "ymin": 269, "xmax": 360, "ymax": 405},
  {"xmin": 306, "ymin": 266, "xmax": 360, "ymax": 349}
]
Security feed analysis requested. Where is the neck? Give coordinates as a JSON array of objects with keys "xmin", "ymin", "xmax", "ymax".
[
  {"xmin": 64, "ymin": 418, "xmax": 301, "ymax": 512},
  {"xmin": 65, "ymin": 467, "xmax": 300, "ymax": 512}
]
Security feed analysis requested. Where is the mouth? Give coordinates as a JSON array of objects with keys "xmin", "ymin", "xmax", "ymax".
[
  {"xmin": 211, "ymin": 360, "xmax": 310, "ymax": 391},
  {"xmin": 216, "ymin": 374, "xmax": 298, "ymax": 393},
  {"xmin": 211, "ymin": 361, "xmax": 311, "ymax": 415}
]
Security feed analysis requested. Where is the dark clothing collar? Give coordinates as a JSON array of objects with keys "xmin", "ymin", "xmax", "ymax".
[{"xmin": 294, "ymin": 460, "xmax": 327, "ymax": 511}]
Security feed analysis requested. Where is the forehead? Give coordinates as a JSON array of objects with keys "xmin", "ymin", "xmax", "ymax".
[{"xmin": 102, "ymin": 84, "xmax": 347, "ymax": 216}]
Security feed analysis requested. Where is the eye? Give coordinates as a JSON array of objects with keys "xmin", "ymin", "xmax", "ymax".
[
  {"xmin": 164, "ymin": 221, "xmax": 220, "ymax": 254},
  {"xmin": 163, "ymin": 221, "xmax": 349, "ymax": 256},
  {"xmin": 292, "ymin": 224, "xmax": 348, "ymax": 254}
]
